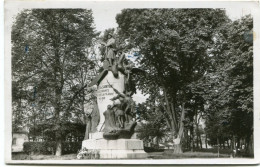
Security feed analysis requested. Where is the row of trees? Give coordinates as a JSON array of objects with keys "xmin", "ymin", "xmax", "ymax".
[{"xmin": 115, "ymin": 9, "xmax": 253, "ymax": 154}]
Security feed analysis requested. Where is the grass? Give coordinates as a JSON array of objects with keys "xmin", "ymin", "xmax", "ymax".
[
  {"xmin": 191, "ymin": 148, "xmax": 233, "ymax": 154},
  {"xmin": 12, "ymin": 148, "xmax": 251, "ymax": 160},
  {"xmin": 160, "ymin": 151, "xmax": 230, "ymax": 159},
  {"xmin": 12, "ymin": 152, "xmax": 77, "ymax": 160},
  {"xmin": 28, "ymin": 153, "xmax": 78, "ymax": 160}
]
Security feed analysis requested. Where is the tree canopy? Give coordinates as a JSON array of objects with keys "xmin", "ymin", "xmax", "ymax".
[
  {"xmin": 12, "ymin": 9, "xmax": 99, "ymax": 155},
  {"xmin": 116, "ymin": 8, "xmax": 233, "ymax": 153}
]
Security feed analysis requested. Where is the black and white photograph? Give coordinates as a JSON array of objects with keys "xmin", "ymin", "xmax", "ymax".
[{"xmin": 3, "ymin": 0, "xmax": 260, "ymax": 165}]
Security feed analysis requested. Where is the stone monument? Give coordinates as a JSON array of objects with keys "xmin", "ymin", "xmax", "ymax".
[{"xmin": 80, "ymin": 34, "xmax": 147, "ymax": 159}]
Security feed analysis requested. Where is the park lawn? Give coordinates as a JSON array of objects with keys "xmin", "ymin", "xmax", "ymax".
[
  {"xmin": 12, "ymin": 153, "xmax": 78, "ymax": 160},
  {"xmin": 160, "ymin": 151, "xmax": 230, "ymax": 159},
  {"xmin": 13, "ymin": 148, "xmax": 250, "ymax": 160},
  {"xmin": 15, "ymin": 152, "xmax": 230, "ymax": 160},
  {"xmin": 29, "ymin": 153, "xmax": 78, "ymax": 160},
  {"xmin": 13, "ymin": 150, "xmax": 233, "ymax": 160}
]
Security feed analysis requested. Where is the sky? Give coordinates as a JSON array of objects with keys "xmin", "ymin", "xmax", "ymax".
[
  {"xmin": 92, "ymin": 7, "xmax": 252, "ymax": 32},
  {"xmin": 92, "ymin": 7, "xmax": 122, "ymax": 32}
]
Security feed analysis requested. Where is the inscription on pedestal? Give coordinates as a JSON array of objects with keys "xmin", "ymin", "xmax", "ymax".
[
  {"xmin": 96, "ymin": 71, "xmax": 125, "ymax": 131},
  {"xmin": 96, "ymin": 85, "xmax": 115, "ymax": 101}
]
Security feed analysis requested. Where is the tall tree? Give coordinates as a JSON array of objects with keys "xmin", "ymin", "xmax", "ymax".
[
  {"xmin": 116, "ymin": 9, "xmax": 229, "ymax": 153},
  {"xmin": 12, "ymin": 9, "xmax": 98, "ymax": 156}
]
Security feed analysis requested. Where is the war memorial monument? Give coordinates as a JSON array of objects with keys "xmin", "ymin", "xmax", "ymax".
[{"xmin": 80, "ymin": 33, "xmax": 147, "ymax": 159}]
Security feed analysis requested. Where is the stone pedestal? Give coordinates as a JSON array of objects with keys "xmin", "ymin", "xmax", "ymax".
[
  {"xmin": 83, "ymin": 66, "xmax": 146, "ymax": 159},
  {"xmin": 82, "ymin": 139, "xmax": 147, "ymax": 159},
  {"xmin": 89, "ymin": 132, "xmax": 104, "ymax": 139}
]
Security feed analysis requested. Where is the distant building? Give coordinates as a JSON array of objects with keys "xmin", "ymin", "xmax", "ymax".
[{"xmin": 12, "ymin": 130, "xmax": 29, "ymax": 152}]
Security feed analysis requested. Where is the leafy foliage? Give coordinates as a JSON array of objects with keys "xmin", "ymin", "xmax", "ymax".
[
  {"xmin": 116, "ymin": 9, "xmax": 230, "ymax": 153},
  {"xmin": 138, "ymin": 119, "xmax": 167, "ymax": 143},
  {"xmin": 190, "ymin": 15, "xmax": 253, "ymax": 152},
  {"xmin": 23, "ymin": 141, "xmax": 81, "ymax": 155},
  {"xmin": 28, "ymin": 123, "xmax": 85, "ymax": 142},
  {"xmin": 12, "ymin": 9, "xmax": 98, "ymax": 155}
]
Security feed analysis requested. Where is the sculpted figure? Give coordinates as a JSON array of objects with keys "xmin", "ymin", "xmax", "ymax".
[
  {"xmin": 100, "ymin": 33, "xmax": 116, "ymax": 66},
  {"xmin": 83, "ymin": 91, "xmax": 100, "ymax": 139},
  {"xmin": 117, "ymin": 51, "xmax": 125, "ymax": 71},
  {"xmin": 124, "ymin": 61, "xmax": 135, "ymax": 92},
  {"xmin": 103, "ymin": 105, "xmax": 117, "ymax": 132},
  {"xmin": 113, "ymin": 105, "xmax": 125, "ymax": 128},
  {"xmin": 108, "ymin": 81, "xmax": 136, "ymax": 123},
  {"xmin": 84, "ymin": 112, "xmax": 92, "ymax": 140},
  {"xmin": 124, "ymin": 61, "xmax": 135, "ymax": 83}
]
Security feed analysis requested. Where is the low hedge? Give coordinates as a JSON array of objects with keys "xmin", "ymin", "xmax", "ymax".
[
  {"xmin": 23, "ymin": 141, "xmax": 81, "ymax": 155},
  {"xmin": 144, "ymin": 146, "xmax": 164, "ymax": 153}
]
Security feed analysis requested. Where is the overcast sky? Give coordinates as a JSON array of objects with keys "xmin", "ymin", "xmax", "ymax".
[{"xmin": 92, "ymin": 7, "xmax": 252, "ymax": 32}]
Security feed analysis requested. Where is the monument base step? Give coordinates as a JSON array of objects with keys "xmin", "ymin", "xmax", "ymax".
[
  {"xmin": 89, "ymin": 132, "xmax": 104, "ymax": 139},
  {"xmin": 99, "ymin": 149, "xmax": 147, "ymax": 159},
  {"xmin": 82, "ymin": 138, "xmax": 147, "ymax": 159}
]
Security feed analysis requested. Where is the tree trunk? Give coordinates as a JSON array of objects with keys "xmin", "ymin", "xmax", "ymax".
[
  {"xmin": 217, "ymin": 137, "xmax": 220, "ymax": 158},
  {"xmin": 192, "ymin": 135, "xmax": 195, "ymax": 151},
  {"xmin": 233, "ymin": 135, "xmax": 236, "ymax": 150},
  {"xmin": 188, "ymin": 130, "xmax": 192, "ymax": 151},
  {"xmin": 156, "ymin": 137, "xmax": 159, "ymax": 148},
  {"xmin": 55, "ymin": 138, "xmax": 62, "ymax": 156},
  {"xmin": 163, "ymin": 89, "xmax": 177, "ymax": 132},
  {"xmin": 174, "ymin": 144, "xmax": 182, "ymax": 154},
  {"xmin": 237, "ymin": 137, "xmax": 240, "ymax": 150},
  {"xmin": 173, "ymin": 102, "xmax": 186, "ymax": 154},
  {"xmin": 196, "ymin": 134, "xmax": 199, "ymax": 148},
  {"xmin": 247, "ymin": 134, "xmax": 254, "ymax": 157},
  {"xmin": 53, "ymin": 48, "xmax": 63, "ymax": 156},
  {"xmin": 84, "ymin": 117, "xmax": 92, "ymax": 140},
  {"xmin": 195, "ymin": 109, "xmax": 199, "ymax": 149},
  {"xmin": 184, "ymin": 130, "xmax": 189, "ymax": 150},
  {"xmin": 191, "ymin": 126, "xmax": 194, "ymax": 152},
  {"xmin": 199, "ymin": 135, "xmax": 202, "ymax": 149},
  {"xmin": 205, "ymin": 134, "xmax": 208, "ymax": 149},
  {"xmin": 54, "ymin": 95, "xmax": 62, "ymax": 156}
]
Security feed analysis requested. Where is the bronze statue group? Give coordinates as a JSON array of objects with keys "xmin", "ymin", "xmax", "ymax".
[
  {"xmin": 98, "ymin": 32, "xmax": 143, "ymax": 139},
  {"xmin": 100, "ymin": 33, "xmax": 137, "ymax": 92}
]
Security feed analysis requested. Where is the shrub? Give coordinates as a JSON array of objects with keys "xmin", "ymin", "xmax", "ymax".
[
  {"xmin": 23, "ymin": 141, "xmax": 81, "ymax": 155},
  {"xmin": 63, "ymin": 142, "xmax": 82, "ymax": 154}
]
